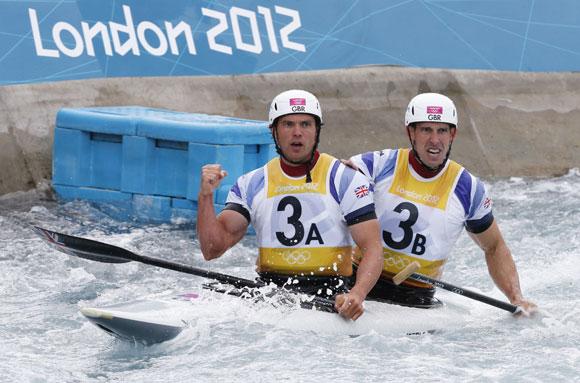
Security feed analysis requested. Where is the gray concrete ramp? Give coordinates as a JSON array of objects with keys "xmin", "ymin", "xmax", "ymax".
[{"xmin": 0, "ymin": 66, "xmax": 578, "ymax": 195}]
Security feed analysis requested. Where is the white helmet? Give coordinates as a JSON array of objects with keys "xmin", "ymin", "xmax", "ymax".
[
  {"xmin": 268, "ymin": 89, "xmax": 322, "ymax": 125},
  {"xmin": 405, "ymin": 93, "xmax": 458, "ymax": 128}
]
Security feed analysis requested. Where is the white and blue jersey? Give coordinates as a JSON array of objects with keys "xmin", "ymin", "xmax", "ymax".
[
  {"xmin": 350, "ymin": 148, "xmax": 493, "ymax": 283},
  {"xmin": 225, "ymin": 153, "xmax": 376, "ymax": 277}
]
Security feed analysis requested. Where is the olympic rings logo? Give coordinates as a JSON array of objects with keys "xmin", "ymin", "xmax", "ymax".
[
  {"xmin": 384, "ymin": 255, "xmax": 412, "ymax": 270},
  {"xmin": 282, "ymin": 250, "xmax": 312, "ymax": 265}
]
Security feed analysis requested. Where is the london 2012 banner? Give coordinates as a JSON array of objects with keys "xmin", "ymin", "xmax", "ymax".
[{"xmin": 1, "ymin": 0, "xmax": 579, "ymax": 85}]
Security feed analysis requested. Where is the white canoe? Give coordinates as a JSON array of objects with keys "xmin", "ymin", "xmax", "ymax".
[{"xmin": 80, "ymin": 290, "xmax": 470, "ymax": 345}]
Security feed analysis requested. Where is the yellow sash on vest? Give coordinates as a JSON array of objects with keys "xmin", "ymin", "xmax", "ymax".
[
  {"xmin": 355, "ymin": 149, "xmax": 460, "ymax": 287},
  {"xmin": 389, "ymin": 149, "xmax": 461, "ymax": 210},
  {"xmin": 259, "ymin": 247, "xmax": 353, "ymax": 276},
  {"xmin": 259, "ymin": 153, "xmax": 352, "ymax": 276},
  {"xmin": 353, "ymin": 247, "xmax": 445, "ymax": 287},
  {"xmin": 266, "ymin": 154, "xmax": 331, "ymax": 198}
]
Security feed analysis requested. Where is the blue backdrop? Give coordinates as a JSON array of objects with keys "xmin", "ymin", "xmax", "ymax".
[{"xmin": 1, "ymin": 1, "xmax": 579, "ymax": 85}]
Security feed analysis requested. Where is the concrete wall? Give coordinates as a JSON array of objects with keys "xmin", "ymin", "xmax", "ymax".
[{"xmin": 1, "ymin": 66, "xmax": 579, "ymax": 195}]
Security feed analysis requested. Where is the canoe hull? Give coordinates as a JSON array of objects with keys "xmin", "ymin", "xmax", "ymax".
[{"xmin": 80, "ymin": 291, "xmax": 466, "ymax": 345}]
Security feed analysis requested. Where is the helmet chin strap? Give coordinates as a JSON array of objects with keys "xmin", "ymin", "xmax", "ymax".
[
  {"xmin": 271, "ymin": 123, "xmax": 321, "ymax": 183},
  {"xmin": 407, "ymin": 125, "xmax": 453, "ymax": 174},
  {"xmin": 410, "ymin": 143, "xmax": 452, "ymax": 174}
]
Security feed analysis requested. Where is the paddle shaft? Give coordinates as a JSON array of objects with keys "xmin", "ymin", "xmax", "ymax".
[
  {"xmin": 123, "ymin": 254, "xmax": 339, "ymax": 311},
  {"xmin": 34, "ymin": 226, "xmax": 519, "ymax": 314},
  {"xmin": 33, "ymin": 226, "xmax": 336, "ymax": 312},
  {"xmin": 131, "ymin": 252, "xmax": 263, "ymax": 289},
  {"xmin": 409, "ymin": 272, "xmax": 520, "ymax": 313}
]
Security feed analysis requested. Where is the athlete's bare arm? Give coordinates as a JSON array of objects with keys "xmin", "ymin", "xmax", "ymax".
[
  {"xmin": 335, "ymin": 219, "xmax": 383, "ymax": 320},
  {"xmin": 197, "ymin": 164, "xmax": 248, "ymax": 260},
  {"xmin": 470, "ymin": 220, "xmax": 537, "ymax": 315}
]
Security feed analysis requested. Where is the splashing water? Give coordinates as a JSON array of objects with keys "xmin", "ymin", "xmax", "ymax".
[{"xmin": 0, "ymin": 170, "xmax": 578, "ymax": 382}]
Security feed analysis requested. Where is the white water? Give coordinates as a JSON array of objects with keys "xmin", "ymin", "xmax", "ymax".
[{"xmin": 1, "ymin": 171, "xmax": 579, "ymax": 382}]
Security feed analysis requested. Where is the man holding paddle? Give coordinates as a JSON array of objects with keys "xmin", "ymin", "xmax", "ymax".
[
  {"xmin": 197, "ymin": 89, "xmax": 384, "ymax": 321},
  {"xmin": 347, "ymin": 92, "xmax": 537, "ymax": 315}
]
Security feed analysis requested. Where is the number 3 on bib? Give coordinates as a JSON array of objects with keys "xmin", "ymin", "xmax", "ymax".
[
  {"xmin": 383, "ymin": 202, "xmax": 426, "ymax": 255},
  {"xmin": 275, "ymin": 196, "xmax": 324, "ymax": 246}
]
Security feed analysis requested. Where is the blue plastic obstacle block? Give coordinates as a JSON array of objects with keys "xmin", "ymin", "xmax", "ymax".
[
  {"xmin": 52, "ymin": 106, "xmax": 276, "ymax": 223},
  {"xmin": 52, "ymin": 129, "xmax": 125, "ymax": 189}
]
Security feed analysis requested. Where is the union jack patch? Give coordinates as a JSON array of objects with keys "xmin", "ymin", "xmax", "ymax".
[
  {"xmin": 354, "ymin": 185, "xmax": 370, "ymax": 199},
  {"xmin": 483, "ymin": 197, "xmax": 492, "ymax": 209}
]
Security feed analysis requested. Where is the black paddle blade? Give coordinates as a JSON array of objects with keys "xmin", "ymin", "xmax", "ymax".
[
  {"xmin": 33, "ymin": 226, "xmax": 132, "ymax": 264},
  {"xmin": 32, "ymin": 226, "xmax": 338, "ymax": 314}
]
